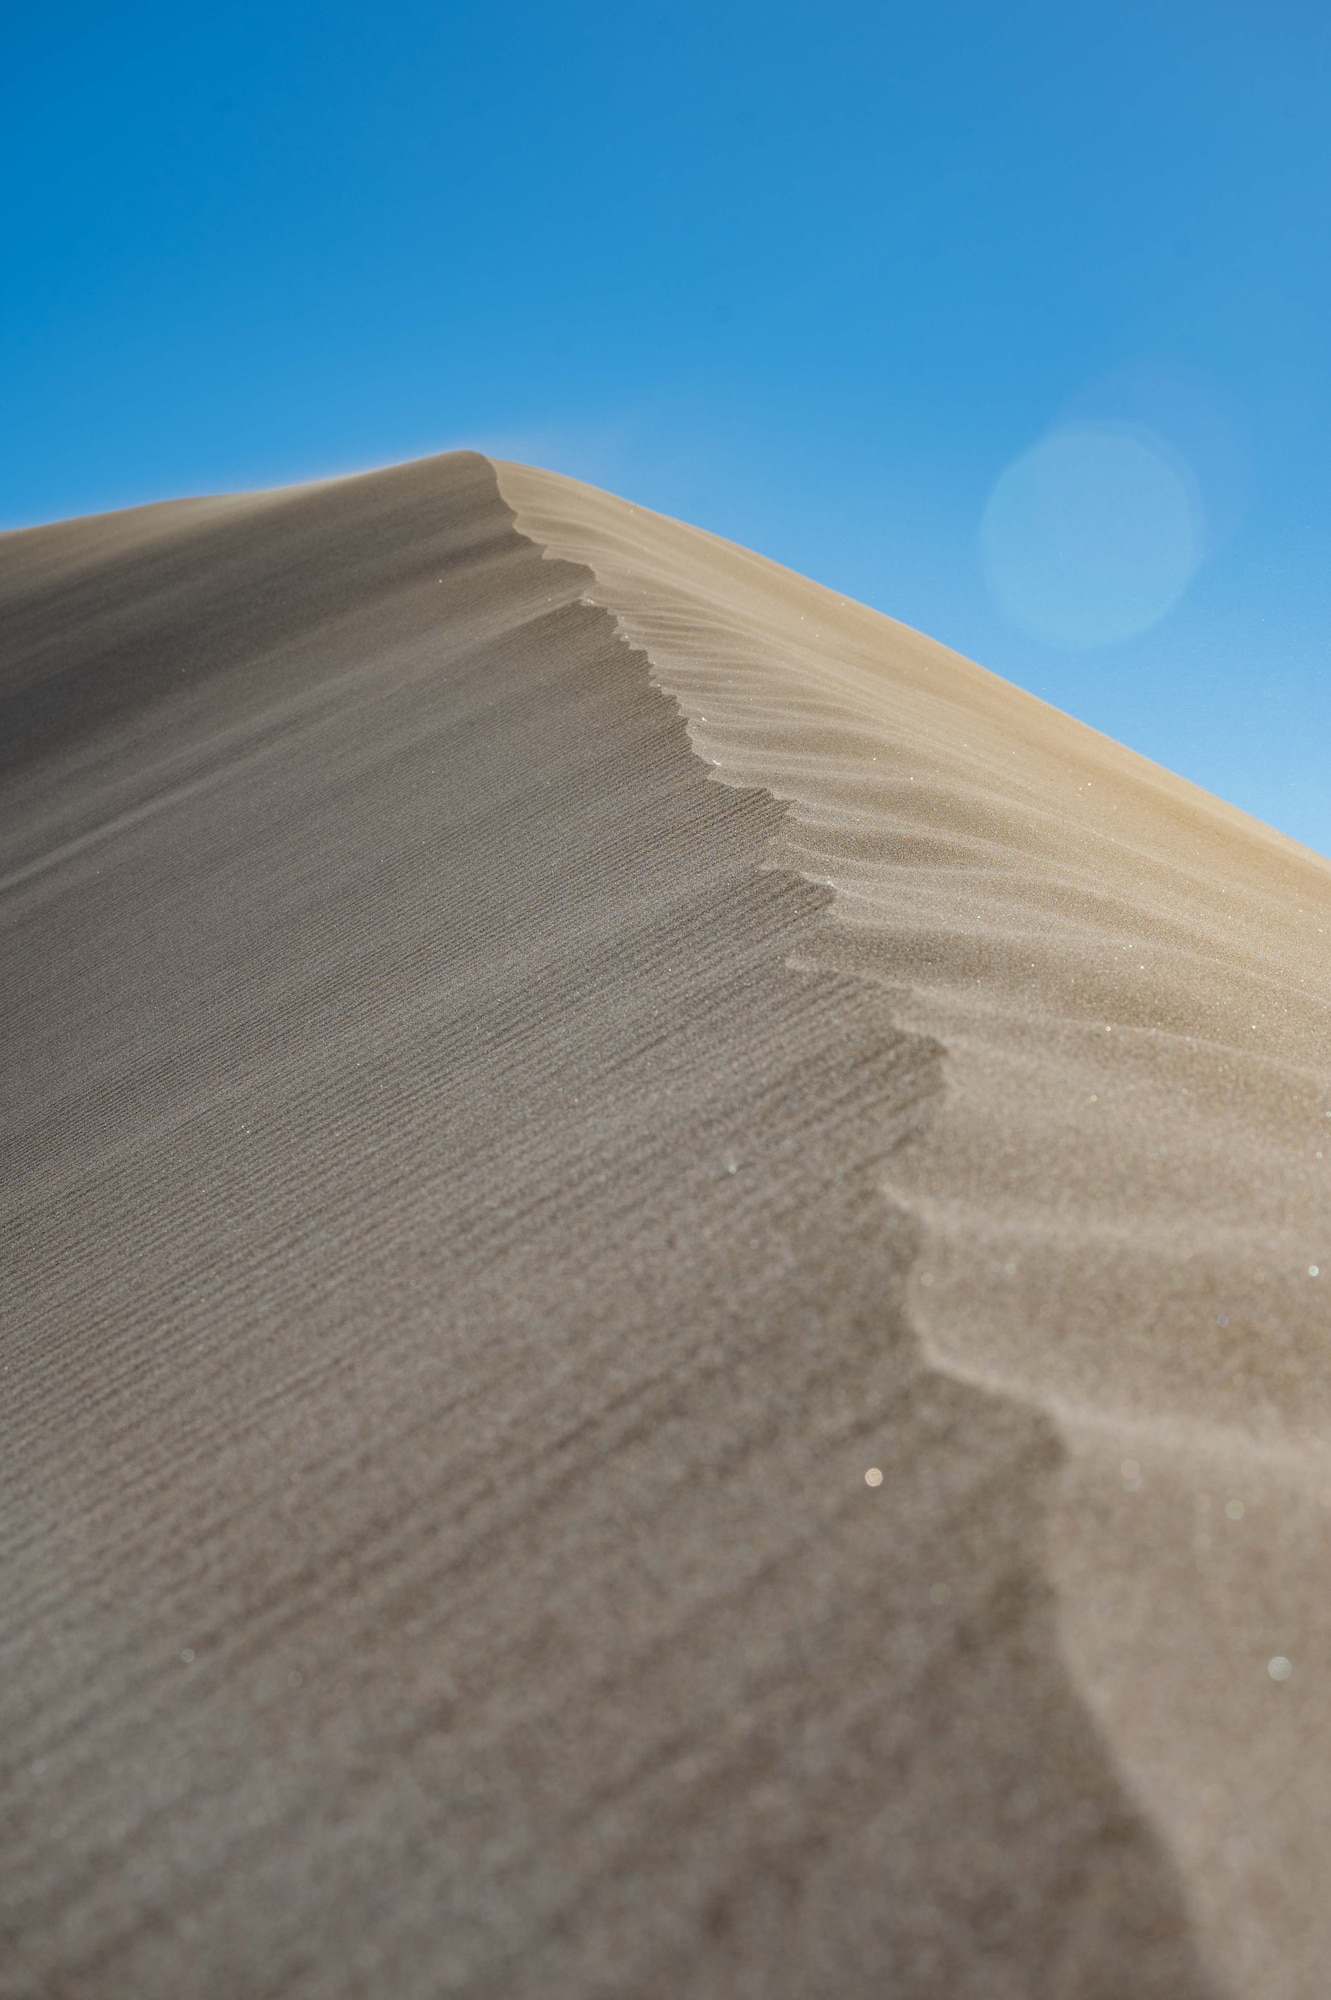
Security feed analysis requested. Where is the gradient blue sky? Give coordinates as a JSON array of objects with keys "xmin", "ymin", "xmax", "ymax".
[{"xmin": 5, "ymin": 1, "xmax": 1329, "ymax": 852}]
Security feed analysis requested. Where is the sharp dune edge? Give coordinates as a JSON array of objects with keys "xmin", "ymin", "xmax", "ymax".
[
  {"xmin": 2, "ymin": 450, "xmax": 1327, "ymax": 1995},
  {"xmin": 495, "ymin": 460, "xmax": 1331, "ymax": 1993}
]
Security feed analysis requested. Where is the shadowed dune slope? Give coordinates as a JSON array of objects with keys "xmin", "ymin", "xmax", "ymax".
[{"xmin": 0, "ymin": 447, "xmax": 1313, "ymax": 1995}]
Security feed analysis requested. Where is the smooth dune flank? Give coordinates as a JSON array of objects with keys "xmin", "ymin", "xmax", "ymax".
[{"xmin": 3, "ymin": 452, "xmax": 1327, "ymax": 1996}]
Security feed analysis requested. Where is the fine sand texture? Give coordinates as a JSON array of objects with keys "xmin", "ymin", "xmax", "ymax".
[{"xmin": 2, "ymin": 450, "xmax": 1327, "ymax": 1996}]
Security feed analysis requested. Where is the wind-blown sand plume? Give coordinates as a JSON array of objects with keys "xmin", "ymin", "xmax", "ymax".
[
  {"xmin": 1, "ymin": 447, "xmax": 1322, "ymax": 1995},
  {"xmin": 496, "ymin": 460, "xmax": 1331, "ymax": 1998}
]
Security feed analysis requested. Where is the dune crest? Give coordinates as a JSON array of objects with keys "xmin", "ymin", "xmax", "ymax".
[{"xmin": 494, "ymin": 458, "xmax": 1331, "ymax": 1997}]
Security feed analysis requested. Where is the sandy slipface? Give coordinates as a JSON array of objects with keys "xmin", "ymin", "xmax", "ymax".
[
  {"xmin": 496, "ymin": 459, "xmax": 1331, "ymax": 1998},
  {"xmin": 1, "ymin": 447, "xmax": 1322, "ymax": 1995}
]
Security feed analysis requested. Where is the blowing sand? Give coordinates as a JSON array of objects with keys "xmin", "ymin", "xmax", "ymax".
[{"xmin": 3, "ymin": 450, "xmax": 1328, "ymax": 1996}]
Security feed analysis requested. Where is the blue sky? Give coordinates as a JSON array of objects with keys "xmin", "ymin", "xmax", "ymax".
[{"xmin": 5, "ymin": 1, "xmax": 1329, "ymax": 852}]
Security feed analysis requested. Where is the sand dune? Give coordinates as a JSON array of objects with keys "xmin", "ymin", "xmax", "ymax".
[{"xmin": 3, "ymin": 450, "xmax": 1327, "ymax": 1996}]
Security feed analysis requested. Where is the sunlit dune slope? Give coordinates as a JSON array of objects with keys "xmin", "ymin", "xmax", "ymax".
[{"xmin": 498, "ymin": 458, "xmax": 1331, "ymax": 2000}]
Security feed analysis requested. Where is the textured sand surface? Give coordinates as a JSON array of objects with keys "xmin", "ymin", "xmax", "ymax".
[
  {"xmin": 2, "ymin": 448, "xmax": 1325, "ymax": 1994},
  {"xmin": 497, "ymin": 460, "xmax": 1331, "ymax": 1997}
]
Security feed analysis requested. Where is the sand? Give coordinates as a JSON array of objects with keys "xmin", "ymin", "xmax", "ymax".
[{"xmin": 3, "ymin": 449, "xmax": 1327, "ymax": 1996}]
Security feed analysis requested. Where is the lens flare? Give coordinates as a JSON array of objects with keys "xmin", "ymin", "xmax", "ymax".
[{"xmin": 980, "ymin": 423, "xmax": 1205, "ymax": 648}]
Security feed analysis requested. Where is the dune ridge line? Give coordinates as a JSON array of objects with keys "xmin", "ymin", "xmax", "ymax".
[{"xmin": 492, "ymin": 455, "xmax": 1331, "ymax": 2000}]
